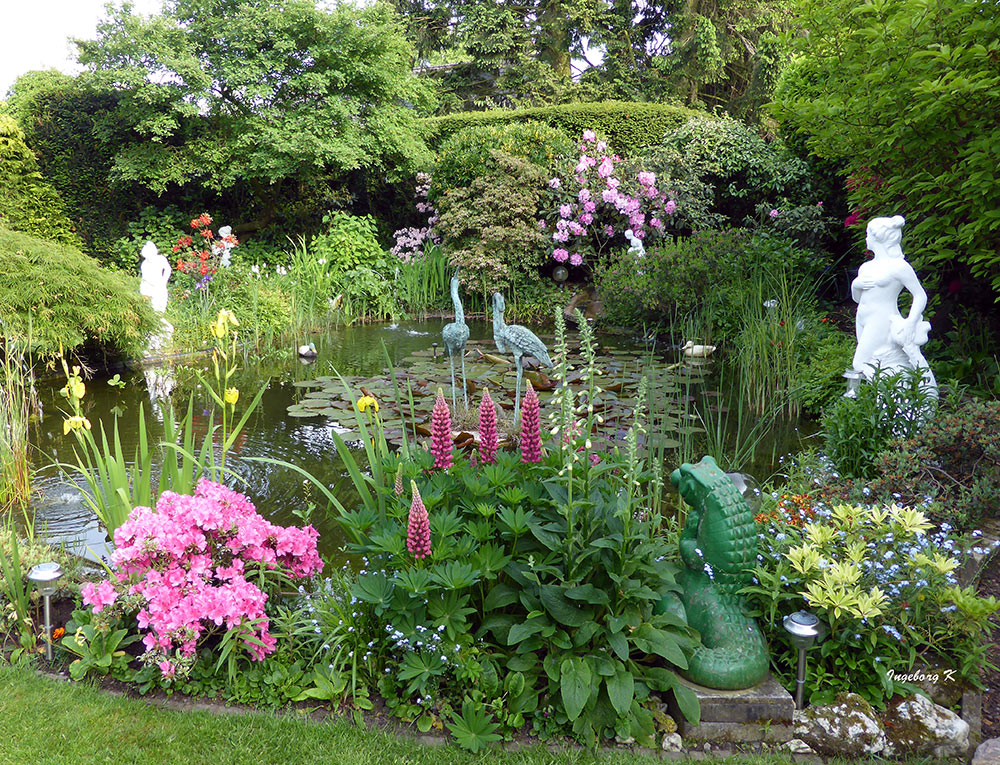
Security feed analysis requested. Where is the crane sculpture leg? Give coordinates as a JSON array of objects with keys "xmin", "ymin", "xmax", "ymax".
[
  {"xmin": 513, "ymin": 351, "xmax": 524, "ymax": 421},
  {"xmin": 449, "ymin": 352, "xmax": 458, "ymax": 411},
  {"xmin": 461, "ymin": 350, "xmax": 468, "ymax": 409}
]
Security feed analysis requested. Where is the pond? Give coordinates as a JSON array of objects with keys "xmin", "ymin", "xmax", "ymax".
[{"xmin": 28, "ymin": 318, "xmax": 812, "ymax": 562}]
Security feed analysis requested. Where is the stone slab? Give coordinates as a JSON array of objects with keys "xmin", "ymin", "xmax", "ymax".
[
  {"xmin": 963, "ymin": 689, "xmax": 983, "ymax": 746},
  {"xmin": 678, "ymin": 721, "xmax": 794, "ymax": 744},
  {"xmin": 668, "ymin": 674, "xmax": 795, "ymax": 726}
]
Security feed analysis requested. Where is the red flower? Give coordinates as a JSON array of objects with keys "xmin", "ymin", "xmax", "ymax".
[
  {"xmin": 199, "ymin": 213, "xmax": 212, "ymax": 226},
  {"xmin": 200, "ymin": 264, "xmax": 210, "ymax": 276},
  {"xmin": 190, "ymin": 218, "xmax": 200, "ymax": 229},
  {"xmin": 199, "ymin": 250, "xmax": 210, "ymax": 261},
  {"xmin": 176, "ymin": 259, "xmax": 186, "ymax": 271}
]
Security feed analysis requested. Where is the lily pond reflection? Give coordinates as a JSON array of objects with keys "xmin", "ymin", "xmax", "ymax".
[{"xmin": 29, "ymin": 319, "xmax": 811, "ymax": 562}]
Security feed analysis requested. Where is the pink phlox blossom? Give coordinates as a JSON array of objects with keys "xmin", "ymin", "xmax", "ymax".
[
  {"xmin": 769, "ymin": 209, "xmax": 780, "ymax": 219},
  {"xmin": 548, "ymin": 177, "xmax": 561, "ymax": 189},
  {"xmin": 578, "ymin": 188, "xmax": 591, "ymax": 202},
  {"xmin": 575, "ymin": 159, "xmax": 589, "ymax": 175},
  {"xmin": 553, "ymin": 248, "xmax": 569, "ymax": 262},
  {"xmin": 580, "ymin": 213, "xmax": 593, "ymax": 225},
  {"xmin": 604, "ymin": 224, "xmax": 615, "ymax": 237},
  {"xmin": 651, "ymin": 217, "xmax": 664, "ymax": 229},
  {"xmin": 596, "ymin": 140, "xmax": 607, "ymax": 153},
  {"xmin": 606, "ymin": 177, "xmax": 620, "ymax": 189},
  {"xmin": 583, "ymin": 201, "xmax": 596, "ymax": 213},
  {"xmin": 568, "ymin": 221, "xmax": 586, "ymax": 236},
  {"xmin": 602, "ymin": 188, "xmax": 619, "ymax": 204},
  {"xmin": 552, "ymin": 230, "xmax": 570, "ymax": 243},
  {"xmin": 569, "ymin": 253, "xmax": 583, "ymax": 266},
  {"xmin": 559, "ymin": 203, "xmax": 573, "ymax": 218}
]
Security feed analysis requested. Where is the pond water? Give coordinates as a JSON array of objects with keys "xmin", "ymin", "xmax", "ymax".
[{"xmin": 27, "ymin": 319, "xmax": 812, "ymax": 562}]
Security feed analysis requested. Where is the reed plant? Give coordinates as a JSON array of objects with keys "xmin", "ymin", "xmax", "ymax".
[
  {"xmin": 734, "ymin": 268, "xmax": 816, "ymax": 417},
  {"xmin": 286, "ymin": 235, "xmax": 345, "ymax": 331},
  {"xmin": 396, "ymin": 242, "xmax": 450, "ymax": 317},
  {"xmin": 0, "ymin": 333, "xmax": 33, "ymax": 512}
]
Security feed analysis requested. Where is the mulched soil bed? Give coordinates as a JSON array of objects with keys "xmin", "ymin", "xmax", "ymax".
[{"xmin": 977, "ymin": 548, "xmax": 1000, "ymax": 740}]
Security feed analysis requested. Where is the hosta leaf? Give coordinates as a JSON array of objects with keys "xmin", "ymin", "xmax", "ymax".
[{"xmin": 560, "ymin": 657, "xmax": 593, "ymax": 721}]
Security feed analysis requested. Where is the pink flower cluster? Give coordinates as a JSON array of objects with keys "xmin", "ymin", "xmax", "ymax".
[
  {"xmin": 430, "ymin": 388, "xmax": 453, "ymax": 470},
  {"xmin": 406, "ymin": 481, "xmax": 432, "ymax": 559},
  {"xmin": 478, "ymin": 388, "xmax": 498, "ymax": 465},
  {"xmin": 82, "ymin": 480, "xmax": 323, "ymax": 677},
  {"xmin": 545, "ymin": 130, "xmax": 680, "ymax": 266},
  {"xmin": 520, "ymin": 383, "xmax": 542, "ymax": 464},
  {"xmin": 391, "ymin": 172, "xmax": 440, "ymax": 262}
]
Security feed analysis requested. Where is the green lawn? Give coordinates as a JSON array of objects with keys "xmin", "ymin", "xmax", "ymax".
[{"xmin": 0, "ymin": 665, "xmax": 793, "ymax": 765}]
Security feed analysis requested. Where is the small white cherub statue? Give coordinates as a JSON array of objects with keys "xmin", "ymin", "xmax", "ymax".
[
  {"xmin": 213, "ymin": 225, "xmax": 237, "ymax": 268},
  {"xmin": 625, "ymin": 228, "xmax": 645, "ymax": 258},
  {"xmin": 139, "ymin": 241, "xmax": 170, "ymax": 313},
  {"xmin": 847, "ymin": 215, "xmax": 936, "ymax": 400},
  {"xmin": 138, "ymin": 241, "xmax": 173, "ymax": 352}
]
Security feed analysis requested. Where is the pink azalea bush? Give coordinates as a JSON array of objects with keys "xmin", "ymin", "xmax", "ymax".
[
  {"xmin": 542, "ymin": 130, "xmax": 681, "ymax": 267},
  {"xmin": 81, "ymin": 480, "xmax": 323, "ymax": 678}
]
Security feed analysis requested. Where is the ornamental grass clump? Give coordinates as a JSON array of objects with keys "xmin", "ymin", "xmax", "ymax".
[
  {"xmin": 79, "ymin": 480, "xmax": 323, "ymax": 679},
  {"xmin": 430, "ymin": 388, "xmax": 453, "ymax": 470},
  {"xmin": 744, "ymin": 494, "xmax": 1000, "ymax": 707}
]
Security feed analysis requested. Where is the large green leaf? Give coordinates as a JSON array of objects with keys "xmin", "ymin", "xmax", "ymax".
[
  {"xmin": 560, "ymin": 657, "xmax": 593, "ymax": 722},
  {"xmin": 539, "ymin": 585, "xmax": 592, "ymax": 627},
  {"xmin": 606, "ymin": 664, "xmax": 634, "ymax": 716}
]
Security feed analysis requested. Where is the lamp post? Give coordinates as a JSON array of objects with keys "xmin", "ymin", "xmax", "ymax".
[
  {"xmin": 28, "ymin": 562, "xmax": 62, "ymax": 661},
  {"xmin": 783, "ymin": 610, "xmax": 827, "ymax": 710}
]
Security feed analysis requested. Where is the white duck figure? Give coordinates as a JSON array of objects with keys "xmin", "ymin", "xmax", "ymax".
[
  {"xmin": 298, "ymin": 342, "xmax": 317, "ymax": 359},
  {"xmin": 681, "ymin": 341, "xmax": 717, "ymax": 358}
]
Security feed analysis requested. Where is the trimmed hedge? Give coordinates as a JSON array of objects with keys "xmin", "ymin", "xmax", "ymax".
[
  {"xmin": 0, "ymin": 227, "xmax": 158, "ymax": 357},
  {"xmin": 420, "ymin": 101, "xmax": 702, "ymax": 156}
]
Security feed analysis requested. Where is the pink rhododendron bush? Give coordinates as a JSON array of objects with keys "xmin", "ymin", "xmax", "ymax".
[{"xmin": 81, "ymin": 480, "xmax": 323, "ymax": 678}]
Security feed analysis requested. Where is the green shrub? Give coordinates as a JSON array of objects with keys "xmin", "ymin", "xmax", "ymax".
[
  {"xmin": 594, "ymin": 232, "xmax": 819, "ymax": 337},
  {"xmin": 7, "ymin": 71, "xmax": 144, "ymax": 267},
  {"xmin": 659, "ymin": 116, "xmax": 818, "ymax": 224},
  {"xmin": 107, "ymin": 206, "xmax": 186, "ymax": 273},
  {"xmin": 832, "ymin": 398, "xmax": 1000, "ymax": 532},
  {"xmin": 0, "ymin": 227, "xmax": 158, "ymax": 357},
  {"xmin": 792, "ymin": 324, "xmax": 855, "ymax": 416},
  {"xmin": 0, "ymin": 115, "xmax": 81, "ymax": 248},
  {"xmin": 434, "ymin": 151, "xmax": 550, "ymax": 292},
  {"xmin": 745, "ymin": 494, "xmax": 999, "ymax": 707},
  {"xmin": 431, "ymin": 121, "xmax": 574, "ymax": 201},
  {"xmin": 422, "ymin": 101, "xmax": 701, "ymax": 157},
  {"xmin": 821, "ymin": 368, "xmax": 938, "ymax": 480}
]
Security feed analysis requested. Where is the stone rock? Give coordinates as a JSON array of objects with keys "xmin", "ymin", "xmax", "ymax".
[
  {"xmin": 883, "ymin": 693, "xmax": 969, "ymax": 759},
  {"xmin": 783, "ymin": 739, "xmax": 815, "ymax": 754},
  {"xmin": 794, "ymin": 693, "xmax": 887, "ymax": 757},
  {"xmin": 661, "ymin": 733, "xmax": 683, "ymax": 752},
  {"xmin": 615, "ymin": 734, "xmax": 636, "ymax": 745},
  {"xmin": 972, "ymin": 738, "xmax": 1000, "ymax": 765}
]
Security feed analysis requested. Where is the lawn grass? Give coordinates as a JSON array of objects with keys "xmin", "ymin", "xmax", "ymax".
[{"xmin": 0, "ymin": 665, "xmax": 795, "ymax": 765}]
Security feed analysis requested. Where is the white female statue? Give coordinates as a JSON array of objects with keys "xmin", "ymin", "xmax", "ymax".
[
  {"xmin": 848, "ymin": 215, "xmax": 936, "ymax": 397},
  {"xmin": 139, "ymin": 241, "xmax": 171, "ymax": 313},
  {"xmin": 138, "ymin": 241, "xmax": 173, "ymax": 352},
  {"xmin": 213, "ymin": 225, "xmax": 237, "ymax": 267}
]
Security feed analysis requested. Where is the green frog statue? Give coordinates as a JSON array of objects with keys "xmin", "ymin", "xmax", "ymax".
[{"xmin": 657, "ymin": 455, "xmax": 770, "ymax": 690}]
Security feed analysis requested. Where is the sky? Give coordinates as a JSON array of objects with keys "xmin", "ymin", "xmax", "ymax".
[{"xmin": 0, "ymin": 0, "xmax": 162, "ymax": 97}]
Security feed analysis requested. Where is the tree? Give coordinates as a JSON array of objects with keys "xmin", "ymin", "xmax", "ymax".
[
  {"xmin": 772, "ymin": 0, "xmax": 1000, "ymax": 297},
  {"xmin": 75, "ymin": 0, "xmax": 434, "ymax": 230}
]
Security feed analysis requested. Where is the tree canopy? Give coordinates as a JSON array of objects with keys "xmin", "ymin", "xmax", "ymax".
[
  {"xmin": 75, "ymin": 0, "xmax": 434, "ymax": 224},
  {"xmin": 772, "ymin": 0, "xmax": 1000, "ymax": 297}
]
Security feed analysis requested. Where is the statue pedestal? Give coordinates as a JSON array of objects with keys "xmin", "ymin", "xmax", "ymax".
[{"xmin": 667, "ymin": 675, "xmax": 795, "ymax": 744}]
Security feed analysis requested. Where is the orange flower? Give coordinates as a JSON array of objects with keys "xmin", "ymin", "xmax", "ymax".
[
  {"xmin": 190, "ymin": 218, "xmax": 200, "ymax": 229},
  {"xmin": 52, "ymin": 627, "xmax": 65, "ymax": 640}
]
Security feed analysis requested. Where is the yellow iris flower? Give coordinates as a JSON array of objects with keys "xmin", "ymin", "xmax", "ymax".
[
  {"xmin": 357, "ymin": 395, "xmax": 379, "ymax": 414},
  {"xmin": 63, "ymin": 415, "xmax": 92, "ymax": 435},
  {"xmin": 224, "ymin": 388, "xmax": 240, "ymax": 406}
]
